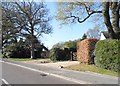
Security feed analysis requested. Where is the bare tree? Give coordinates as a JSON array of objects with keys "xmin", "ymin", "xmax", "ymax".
[
  {"xmin": 15, "ymin": 1, "xmax": 52, "ymax": 59},
  {"xmin": 86, "ymin": 25, "xmax": 100, "ymax": 39},
  {"xmin": 2, "ymin": 2, "xmax": 19, "ymax": 52},
  {"xmin": 2, "ymin": 1, "xmax": 52, "ymax": 59},
  {"xmin": 56, "ymin": 1, "xmax": 120, "ymax": 39}
]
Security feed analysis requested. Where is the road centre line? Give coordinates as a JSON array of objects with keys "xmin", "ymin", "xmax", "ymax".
[{"xmin": 2, "ymin": 61, "xmax": 90, "ymax": 84}]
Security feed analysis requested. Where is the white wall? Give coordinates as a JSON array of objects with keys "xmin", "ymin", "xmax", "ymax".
[{"xmin": 100, "ymin": 33, "xmax": 106, "ymax": 40}]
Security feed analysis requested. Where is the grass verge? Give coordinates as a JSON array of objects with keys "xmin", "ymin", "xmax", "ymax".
[
  {"xmin": 8, "ymin": 58, "xmax": 52, "ymax": 63},
  {"xmin": 0, "ymin": 54, "xmax": 2, "ymax": 58},
  {"xmin": 65, "ymin": 64, "xmax": 119, "ymax": 77},
  {"xmin": 8, "ymin": 58, "xmax": 32, "ymax": 61}
]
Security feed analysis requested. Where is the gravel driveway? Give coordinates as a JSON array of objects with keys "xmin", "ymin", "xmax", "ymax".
[{"xmin": 23, "ymin": 59, "xmax": 79, "ymax": 68}]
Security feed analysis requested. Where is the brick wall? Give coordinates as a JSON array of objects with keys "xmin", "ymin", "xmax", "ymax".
[{"xmin": 77, "ymin": 38, "xmax": 98, "ymax": 64}]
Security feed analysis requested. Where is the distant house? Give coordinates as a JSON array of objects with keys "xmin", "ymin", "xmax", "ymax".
[
  {"xmin": 40, "ymin": 44, "xmax": 49, "ymax": 58},
  {"xmin": 100, "ymin": 31, "xmax": 109, "ymax": 40}
]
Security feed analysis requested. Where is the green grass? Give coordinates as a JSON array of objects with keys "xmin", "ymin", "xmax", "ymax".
[
  {"xmin": 65, "ymin": 64, "xmax": 119, "ymax": 77},
  {"xmin": 8, "ymin": 58, "xmax": 52, "ymax": 63},
  {"xmin": 8, "ymin": 58, "xmax": 32, "ymax": 61},
  {"xmin": 0, "ymin": 54, "xmax": 2, "ymax": 58}
]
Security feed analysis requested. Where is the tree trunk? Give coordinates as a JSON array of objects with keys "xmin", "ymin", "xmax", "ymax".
[
  {"xmin": 103, "ymin": 2, "xmax": 116, "ymax": 39},
  {"xmin": 111, "ymin": 2, "xmax": 120, "ymax": 39},
  {"xmin": 30, "ymin": 29, "xmax": 35, "ymax": 59},
  {"xmin": 30, "ymin": 41, "xmax": 35, "ymax": 59}
]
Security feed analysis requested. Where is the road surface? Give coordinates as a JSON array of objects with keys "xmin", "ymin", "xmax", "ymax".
[
  {"xmin": 1, "ymin": 60, "xmax": 77, "ymax": 84},
  {"xmin": 1, "ymin": 59, "xmax": 119, "ymax": 85}
]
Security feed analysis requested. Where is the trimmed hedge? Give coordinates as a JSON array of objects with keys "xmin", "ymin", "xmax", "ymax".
[
  {"xmin": 77, "ymin": 38, "xmax": 98, "ymax": 64},
  {"xmin": 94, "ymin": 39, "xmax": 120, "ymax": 72},
  {"xmin": 49, "ymin": 48, "xmax": 70, "ymax": 61}
]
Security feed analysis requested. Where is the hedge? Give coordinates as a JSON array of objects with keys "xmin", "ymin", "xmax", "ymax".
[
  {"xmin": 77, "ymin": 38, "xmax": 98, "ymax": 64},
  {"xmin": 94, "ymin": 39, "xmax": 120, "ymax": 72},
  {"xmin": 49, "ymin": 48, "xmax": 70, "ymax": 61}
]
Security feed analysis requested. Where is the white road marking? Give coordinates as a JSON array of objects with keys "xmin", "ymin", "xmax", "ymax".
[
  {"xmin": 0, "ymin": 60, "xmax": 4, "ymax": 62},
  {"xmin": 4, "ymin": 61, "xmax": 49, "ymax": 75},
  {"xmin": 3, "ymin": 61, "xmax": 91, "ymax": 84},
  {"xmin": 1, "ymin": 79, "xmax": 9, "ymax": 84}
]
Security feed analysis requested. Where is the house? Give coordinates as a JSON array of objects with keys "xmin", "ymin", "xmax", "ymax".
[
  {"xmin": 100, "ymin": 31, "xmax": 109, "ymax": 40},
  {"xmin": 40, "ymin": 44, "xmax": 49, "ymax": 58}
]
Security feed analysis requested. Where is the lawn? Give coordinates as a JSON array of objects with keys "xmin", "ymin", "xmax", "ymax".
[{"xmin": 65, "ymin": 64, "xmax": 119, "ymax": 77}]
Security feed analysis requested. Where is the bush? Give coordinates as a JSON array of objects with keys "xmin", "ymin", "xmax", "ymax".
[
  {"xmin": 3, "ymin": 44, "xmax": 16, "ymax": 58},
  {"xmin": 49, "ymin": 48, "xmax": 70, "ymax": 61},
  {"xmin": 3, "ymin": 40, "xmax": 43, "ymax": 58},
  {"xmin": 94, "ymin": 39, "xmax": 120, "ymax": 72}
]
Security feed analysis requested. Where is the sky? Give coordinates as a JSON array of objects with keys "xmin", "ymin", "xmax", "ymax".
[{"xmin": 40, "ymin": 2, "xmax": 102, "ymax": 49}]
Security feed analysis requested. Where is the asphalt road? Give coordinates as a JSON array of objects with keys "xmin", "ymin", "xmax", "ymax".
[
  {"xmin": 1, "ymin": 61, "xmax": 77, "ymax": 84},
  {"xmin": 1, "ymin": 59, "xmax": 119, "ymax": 85}
]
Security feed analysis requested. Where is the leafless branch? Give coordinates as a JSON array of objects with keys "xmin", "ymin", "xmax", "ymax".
[{"xmin": 65, "ymin": 10, "xmax": 102, "ymax": 23}]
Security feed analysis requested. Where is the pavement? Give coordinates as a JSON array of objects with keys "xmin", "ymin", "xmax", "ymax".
[{"xmin": 1, "ymin": 59, "xmax": 120, "ymax": 84}]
